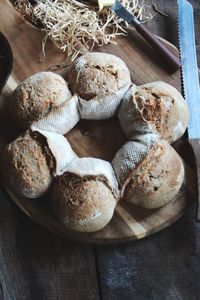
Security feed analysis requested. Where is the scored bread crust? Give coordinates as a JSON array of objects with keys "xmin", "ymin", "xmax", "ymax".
[
  {"xmin": 66, "ymin": 52, "xmax": 132, "ymax": 120},
  {"xmin": 0, "ymin": 129, "xmax": 78, "ymax": 198},
  {"xmin": 135, "ymin": 82, "xmax": 189, "ymax": 143},
  {"xmin": 123, "ymin": 140, "xmax": 184, "ymax": 209},
  {"xmin": 10, "ymin": 72, "xmax": 72, "ymax": 128},
  {"xmin": 67, "ymin": 52, "xmax": 131, "ymax": 100},
  {"xmin": 51, "ymin": 173, "xmax": 117, "ymax": 232},
  {"xmin": 0, "ymin": 131, "xmax": 54, "ymax": 198},
  {"xmin": 119, "ymin": 82, "xmax": 189, "ymax": 143}
]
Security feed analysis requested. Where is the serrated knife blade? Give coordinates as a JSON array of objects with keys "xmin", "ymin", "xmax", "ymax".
[{"xmin": 178, "ymin": 0, "xmax": 200, "ymax": 220}]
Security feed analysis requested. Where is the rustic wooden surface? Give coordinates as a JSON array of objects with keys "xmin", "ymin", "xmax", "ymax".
[
  {"xmin": 0, "ymin": 1, "xmax": 196, "ymax": 243},
  {"xmin": 0, "ymin": 0, "xmax": 200, "ymax": 299}
]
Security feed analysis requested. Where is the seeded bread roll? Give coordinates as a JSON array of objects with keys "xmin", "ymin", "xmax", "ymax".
[
  {"xmin": 119, "ymin": 82, "xmax": 189, "ymax": 143},
  {"xmin": 0, "ymin": 131, "xmax": 54, "ymax": 198},
  {"xmin": 67, "ymin": 52, "xmax": 132, "ymax": 119},
  {"xmin": 51, "ymin": 173, "xmax": 117, "ymax": 232},
  {"xmin": 123, "ymin": 140, "xmax": 184, "ymax": 209},
  {"xmin": 10, "ymin": 72, "xmax": 72, "ymax": 128}
]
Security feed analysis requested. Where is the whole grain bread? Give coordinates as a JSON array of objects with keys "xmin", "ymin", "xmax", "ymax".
[
  {"xmin": 67, "ymin": 52, "xmax": 132, "ymax": 119},
  {"xmin": 0, "ymin": 131, "xmax": 54, "ymax": 198},
  {"xmin": 68, "ymin": 52, "xmax": 131, "ymax": 100},
  {"xmin": 51, "ymin": 173, "xmax": 117, "ymax": 232},
  {"xmin": 123, "ymin": 140, "xmax": 184, "ymax": 208},
  {"xmin": 10, "ymin": 72, "xmax": 72, "ymax": 128},
  {"xmin": 119, "ymin": 82, "xmax": 189, "ymax": 143}
]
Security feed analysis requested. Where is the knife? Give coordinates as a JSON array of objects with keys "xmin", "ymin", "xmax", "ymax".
[
  {"xmin": 109, "ymin": 1, "xmax": 181, "ymax": 72},
  {"xmin": 178, "ymin": 0, "xmax": 200, "ymax": 221}
]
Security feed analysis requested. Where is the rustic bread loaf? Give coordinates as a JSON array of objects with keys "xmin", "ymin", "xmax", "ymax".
[
  {"xmin": 52, "ymin": 174, "xmax": 117, "ymax": 232},
  {"xmin": 67, "ymin": 52, "xmax": 132, "ymax": 119},
  {"xmin": 0, "ymin": 130, "xmax": 77, "ymax": 198},
  {"xmin": 0, "ymin": 131, "xmax": 54, "ymax": 198},
  {"xmin": 51, "ymin": 157, "xmax": 118, "ymax": 232},
  {"xmin": 112, "ymin": 132, "xmax": 159, "ymax": 188},
  {"xmin": 119, "ymin": 82, "xmax": 189, "ymax": 143},
  {"xmin": 123, "ymin": 140, "xmax": 184, "ymax": 208},
  {"xmin": 10, "ymin": 72, "xmax": 72, "ymax": 128},
  {"xmin": 61, "ymin": 157, "xmax": 119, "ymax": 197}
]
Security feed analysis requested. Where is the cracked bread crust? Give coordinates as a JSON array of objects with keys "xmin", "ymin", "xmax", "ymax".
[
  {"xmin": 51, "ymin": 173, "xmax": 117, "ymax": 232},
  {"xmin": 133, "ymin": 82, "xmax": 189, "ymax": 143},
  {"xmin": 0, "ymin": 131, "xmax": 54, "ymax": 198},
  {"xmin": 123, "ymin": 140, "xmax": 184, "ymax": 209},
  {"xmin": 67, "ymin": 52, "xmax": 131, "ymax": 100},
  {"xmin": 10, "ymin": 72, "xmax": 72, "ymax": 128}
]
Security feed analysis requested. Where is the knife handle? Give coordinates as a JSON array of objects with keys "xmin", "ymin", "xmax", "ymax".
[
  {"xmin": 133, "ymin": 22, "xmax": 181, "ymax": 72},
  {"xmin": 189, "ymin": 139, "xmax": 200, "ymax": 221}
]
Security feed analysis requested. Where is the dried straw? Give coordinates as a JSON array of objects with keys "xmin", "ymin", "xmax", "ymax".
[{"xmin": 13, "ymin": 0, "xmax": 156, "ymax": 60}]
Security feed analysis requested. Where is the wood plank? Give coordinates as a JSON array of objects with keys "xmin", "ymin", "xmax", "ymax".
[
  {"xmin": 0, "ymin": 186, "xmax": 100, "ymax": 300},
  {"xmin": 193, "ymin": 6, "xmax": 200, "ymax": 66},
  {"xmin": 95, "ymin": 207, "xmax": 200, "ymax": 300},
  {"xmin": 95, "ymin": 1, "xmax": 200, "ymax": 299},
  {"xmin": 146, "ymin": 0, "xmax": 180, "ymax": 48}
]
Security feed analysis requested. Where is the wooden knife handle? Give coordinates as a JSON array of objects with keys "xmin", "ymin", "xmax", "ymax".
[
  {"xmin": 134, "ymin": 22, "xmax": 181, "ymax": 72},
  {"xmin": 189, "ymin": 138, "xmax": 200, "ymax": 221}
]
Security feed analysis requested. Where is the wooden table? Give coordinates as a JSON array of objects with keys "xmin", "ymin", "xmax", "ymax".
[{"xmin": 0, "ymin": 1, "xmax": 200, "ymax": 299}]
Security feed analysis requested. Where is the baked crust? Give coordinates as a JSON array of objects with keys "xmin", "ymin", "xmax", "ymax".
[
  {"xmin": 123, "ymin": 140, "xmax": 184, "ymax": 208},
  {"xmin": 10, "ymin": 72, "xmax": 72, "ymax": 127},
  {"xmin": 0, "ymin": 131, "xmax": 54, "ymax": 198},
  {"xmin": 119, "ymin": 82, "xmax": 189, "ymax": 143},
  {"xmin": 67, "ymin": 52, "xmax": 131, "ymax": 100},
  {"xmin": 51, "ymin": 173, "xmax": 117, "ymax": 232},
  {"xmin": 0, "ymin": 53, "xmax": 189, "ymax": 233}
]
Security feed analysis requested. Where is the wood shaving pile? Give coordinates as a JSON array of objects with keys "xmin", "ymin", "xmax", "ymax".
[{"xmin": 13, "ymin": 0, "xmax": 156, "ymax": 60}]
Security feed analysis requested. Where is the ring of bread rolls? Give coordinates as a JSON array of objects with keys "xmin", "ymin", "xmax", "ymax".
[{"xmin": 0, "ymin": 52, "xmax": 189, "ymax": 233}]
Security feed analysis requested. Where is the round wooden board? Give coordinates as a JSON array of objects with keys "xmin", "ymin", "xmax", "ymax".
[{"xmin": 0, "ymin": 1, "xmax": 197, "ymax": 243}]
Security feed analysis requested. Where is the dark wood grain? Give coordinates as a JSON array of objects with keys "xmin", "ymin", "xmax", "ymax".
[
  {"xmin": 0, "ymin": 32, "xmax": 12, "ymax": 93},
  {"xmin": 0, "ymin": 186, "xmax": 99, "ymax": 300},
  {"xmin": 189, "ymin": 139, "xmax": 200, "ymax": 221},
  {"xmin": 145, "ymin": 0, "xmax": 180, "ymax": 48},
  {"xmin": 189, "ymin": 0, "xmax": 200, "ymax": 67},
  {"xmin": 134, "ymin": 22, "xmax": 181, "ymax": 72},
  {"xmin": 95, "ymin": 207, "xmax": 200, "ymax": 300}
]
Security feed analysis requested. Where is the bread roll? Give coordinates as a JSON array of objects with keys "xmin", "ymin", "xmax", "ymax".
[
  {"xmin": 0, "ymin": 131, "xmax": 54, "ymax": 198},
  {"xmin": 10, "ymin": 72, "xmax": 72, "ymax": 128},
  {"xmin": 67, "ymin": 52, "xmax": 132, "ymax": 119},
  {"xmin": 112, "ymin": 132, "xmax": 159, "ymax": 188},
  {"xmin": 119, "ymin": 82, "xmax": 189, "ymax": 143},
  {"xmin": 63, "ymin": 157, "xmax": 119, "ymax": 197},
  {"xmin": 51, "ymin": 157, "xmax": 119, "ymax": 232},
  {"xmin": 68, "ymin": 52, "xmax": 131, "ymax": 99},
  {"xmin": 0, "ymin": 130, "xmax": 77, "ymax": 198},
  {"xmin": 51, "ymin": 173, "xmax": 117, "ymax": 232},
  {"xmin": 123, "ymin": 140, "xmax": 184, "ymax": 209}
]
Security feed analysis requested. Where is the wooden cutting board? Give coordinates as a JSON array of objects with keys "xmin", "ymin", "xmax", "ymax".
[{"xmin": 0, "ymin": 0, "xmax": 197, "ymax": 244}]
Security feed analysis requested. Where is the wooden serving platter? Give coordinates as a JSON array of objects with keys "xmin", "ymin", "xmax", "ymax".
[{"xmin": 0, "ymin": 0, "xmax": 197, "ymax": 244}]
